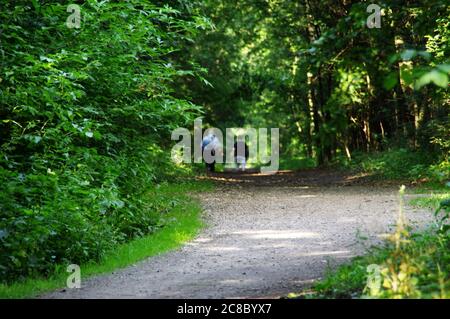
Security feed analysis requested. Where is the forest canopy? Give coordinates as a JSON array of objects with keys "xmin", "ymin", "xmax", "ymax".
[{"xmin": 179, "ymin": 0, "xmax": 449, "ymax": 166}]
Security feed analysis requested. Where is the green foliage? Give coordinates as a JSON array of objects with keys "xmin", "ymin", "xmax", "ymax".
[
  {"xmin": 416, "ymin": 194, "xmax": 450, "ymax": 209},
  {"xmin": 279, "ymin": 156, "xmax": 316, "ymax": 171},
  {"xmin": 1, "ymin": 0, "xmax": 449, "ymax": 291},
  {"xmin": 385, "ymin": 49, "xmax": 450, "ymax": 90},
  {"xmin": 333, "ymin": 148, "xmax": 438, "ymax": 180},
  {"xmin": 182, "ymin": 1, "xmax": 449, "ymax": 166},
  {"xmin": 313, "ymin": 229, "xmax": 449, "ymax": 299},
  {"xmin": 0, "ymin": 1, "xmax": 205, "ymax": 283},
  {"xmin": 310, "ymin": 189, "xmax": 450, "ymax": 299},
  {"xmin": 0, "ymin": 181, "xmax": 212, "ymax": 298}
]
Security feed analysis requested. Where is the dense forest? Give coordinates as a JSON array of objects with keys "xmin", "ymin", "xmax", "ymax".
[
  {"xmin": 0, "ymin": 0, "xmax": 449, "ymax": 294},
  {"xmin": 181, "ymin": 0, "xmax": 449, "ymax": 166},
  {"xmin": 0, "ymin": 0, "xmax": 208, "ymax": 282}
]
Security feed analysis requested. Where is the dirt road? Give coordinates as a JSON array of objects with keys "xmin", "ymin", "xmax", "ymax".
[{"xmin": 42, "ymin": 170, "xmax": 433, "ymax": 298}]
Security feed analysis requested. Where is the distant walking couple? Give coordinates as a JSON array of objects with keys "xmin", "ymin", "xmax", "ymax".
[{"xmin": 201, "ymin": 134, "xmax": 249, "ymax": 173}]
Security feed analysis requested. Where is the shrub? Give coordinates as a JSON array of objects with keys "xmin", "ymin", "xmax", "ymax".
[
  {"xmin": 334, "ymin": 148, "xmax": 444, "ymax": 181},
  {"xmin": 0, "ymin": 1, "xmax": 207, "ymax": 283}
]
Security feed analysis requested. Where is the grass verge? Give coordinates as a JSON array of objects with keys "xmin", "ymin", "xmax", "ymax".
[
  {"xmin": 409, "ymin": 183, "xmax": 450, "ymax": 210},
  {"xmin": 0, "ymin": 180, "xmax": 212, "ymax": 299},
  {"xmin": 279, "ymin": 156, "xmax": 316, "ymax": 171},
  {"xmin": 292, "ymin": 187, "xmax": 450, "ymax": 299}
]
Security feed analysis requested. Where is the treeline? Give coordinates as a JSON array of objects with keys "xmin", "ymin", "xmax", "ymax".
[
  {"xmin": 0, "ymin": 0, "xmax": 448, "ymax": 284},
  {"xmin": 180, "ymin": 0, "xmax": 449, "ymax": 166},
  {"xmin": 0, "ymin": 1, "xmax": 205, "ymax": 282}
]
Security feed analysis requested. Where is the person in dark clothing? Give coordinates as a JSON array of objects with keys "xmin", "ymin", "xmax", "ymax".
[{"xmin": 202, "ymin": 134, "xmax": 220, "ymax": 172}]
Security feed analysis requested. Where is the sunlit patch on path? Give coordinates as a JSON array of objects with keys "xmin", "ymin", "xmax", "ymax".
[{"xmin": 42, "ymin": 170, "xmax": 433, "ymax": 299}]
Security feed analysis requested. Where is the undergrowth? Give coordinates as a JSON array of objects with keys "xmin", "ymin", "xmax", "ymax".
[{"xmin": 297, "ymin": 186, "xmax": 450, "ymax": 299}]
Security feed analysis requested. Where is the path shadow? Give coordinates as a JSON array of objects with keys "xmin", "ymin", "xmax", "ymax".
[{"xmin": 198, "ymin": 168, "xmax": 374, "ymax": 188}]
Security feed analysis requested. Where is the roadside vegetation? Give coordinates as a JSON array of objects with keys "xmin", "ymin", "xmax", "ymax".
[
  {"xmin": 297, "ymin": 187, "xmax": 449, "ymax": 299},
  {"xmin": 0, "ymin": 181, "xmax": 212, "ymax": 298},
  {"xmin": 1, "ymin": 0, "xmax": 210, "ymax": 293},
  {"xmin": 293, "ymin": 147, "xmax": 449, "ymax": 299},
  {"xmin": 1, "ymin": 0, "xmax": 448, "ymax": 299}
]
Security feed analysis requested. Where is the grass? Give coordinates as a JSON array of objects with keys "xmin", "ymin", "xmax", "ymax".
[
  {"xmin": 0, "ymin": 180, "xmax": 213, "ymax": 299},
  {"xmin": 409, "ymin": 182, "xmax": 450, "ymax": 210},
  {"xmin": 279, "ymin": 156, "xmax": 316, "ymax": 171},
  {"xmin": 410, "ymin": 192, "xmax": 450, "ymax": 210},
  {"xmin": 332, "ymin": 148, "xmax": 446, "ymax": 181},
  {"xmin": 306, "ymin": 229, "xmax": 449, "ymax": 299},
  {"xmin": 299, "ymin": 187, "xmax": 450, "ymax": 299},
  {"xmin": 302, "ymin": 150, "xmax": 450, "ymax": 299}
]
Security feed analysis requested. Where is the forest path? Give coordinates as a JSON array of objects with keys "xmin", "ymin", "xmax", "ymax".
[{"xmin": 43, "ymin": 170, "xmax": 433, "ymax": 299}]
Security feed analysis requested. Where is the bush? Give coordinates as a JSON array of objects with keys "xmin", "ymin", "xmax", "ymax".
[
  {"xmin": 333, "ymin": 148, "xmax": 444, "ymax": 181},
  {"xmin": 0, "ymin": 1, "xmax": 207, "ymax": 283}
]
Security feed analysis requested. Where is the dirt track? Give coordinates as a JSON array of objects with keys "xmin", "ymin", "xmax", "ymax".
[{"xmin": 42, "ymin": 170, "xmax": 433, "ymax": 299}]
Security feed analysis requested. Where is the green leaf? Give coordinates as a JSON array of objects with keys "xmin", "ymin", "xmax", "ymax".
[
  {"xmin": 400, "ymin": 50, "xmax": 416, "ymax": 61},
  {"xmin": 0, "ymin": 229, "xmax": 8, "ymax": 240},
  {"xmin": 400, "ymin": 66, "xmax": 414, "ymax": 85},
  {"xmin": 417, "ymin": 51, "xmax": 431, "ymax": 60},
  {"xmin": 437, "ymin": 64, "xmax": 450, "ymax": 74},
  {"xmin": 415, "ymin": 70, "xmax": 448, "ymax": 89},
  {"xmin": 31, "ymin": 0, "xmax": 40, "ymax": 12},
  {"xmin": 388, "ymin": 53, "xmax": 399, "ymax": 64},
  {"xmin": 384, "ymin": 72, "xmax": 398, "ymax": 90}
]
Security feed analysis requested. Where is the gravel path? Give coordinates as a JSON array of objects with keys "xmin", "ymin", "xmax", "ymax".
[{"xmin": 42, "ymin": 170, "xmax": 433, "ymax": 299}]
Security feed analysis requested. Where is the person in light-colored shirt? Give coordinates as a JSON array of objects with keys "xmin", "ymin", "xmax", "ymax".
[{"xmin": 201, "ymin": 134, "xmax": 220, "ymax": 172}]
